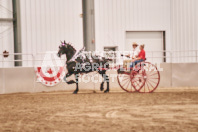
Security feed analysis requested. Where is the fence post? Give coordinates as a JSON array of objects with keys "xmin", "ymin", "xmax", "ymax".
[
  {"xmin": 32, "ymin": 54, "xmax": 35, "ymax": 68},
  {"xmin": 152, "ymin": 51, "xmax": 153, "ymax": 63},
  {"xmin": 2, "ymin": 55, "xmax": 4, "ymax": 68},
  {"xmin": 170, "ymin": 51, "xmax": 172, "ymax": 63},
  {"xmin": 170, "ymin": 51, "xmax": 173, "ymax": 87},
  {"xmin": 32, "ymin": 53, "xmax": 36, "ymax": 93},
  {"xmin": 2, "ymin": 68, "xmax": 5, "ymax": 94}
]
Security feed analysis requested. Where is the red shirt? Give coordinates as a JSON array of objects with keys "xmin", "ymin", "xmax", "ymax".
[{"xmin": 138, "ymin": 50, "xmax": 146, "ymax": 60}]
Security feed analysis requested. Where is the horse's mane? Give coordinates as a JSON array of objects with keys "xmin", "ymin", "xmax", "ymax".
[
  {"xmin": 66, "ymin": 42, "xmax": 76, "ymax": 52},
  {"xmin": 62, "ymin": 42, "xmax": 77, "ymax": 62}
]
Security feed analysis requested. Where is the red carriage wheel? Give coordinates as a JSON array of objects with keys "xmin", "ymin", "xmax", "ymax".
[
  {"xmin": 117, "ymin": 69, "xmax": 137, "ymax": 93},
  {"xmin": 136, "ymin": 62, "xmax": 160, "ymax": 93}
]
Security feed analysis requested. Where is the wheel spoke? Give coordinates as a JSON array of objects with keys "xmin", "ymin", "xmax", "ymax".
[
  {"xmin": 147, "ymin": 80, "xmax": 155, "ymax": 89},
  {"xmin": 122, "ymin": 76, "xmax": 130, "ymax": 81},
  {"xmin": 118, "ymin": 72, "xmax": 135, "ymax": 92},
  {"xmin": 125, "ymin": 79, "xmax": 131, "ymax": 89},
  {"xmin": 145, "ymin": 82, "xmax": 151, "ymax": 92},
  {"xmin": 122, "ymin": 79, "xmax": 130, "ymax": 87},
  {"xmin": 147, "ymin": 77, "xmax": 159, "ymax": 79},
  {"xmin": 148, "ymin": 78, "xmax": 158, "ymax": 84},
  {"xmin": 147, "ymin": 72, "xmax": 158, "ymax": 76},
  {"xmin": 131, "ymin": 78, "xmax": 140, "ymax": 83},
  {"xmin": 130, "ymin": 82, "xmax": 133, "ymax": 91}
]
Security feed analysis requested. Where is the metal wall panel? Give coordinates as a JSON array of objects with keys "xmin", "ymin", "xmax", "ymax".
[
  {"xmin": 0, "ymin": 0, "xmax": 14, "ymax": 67},
  {"xmin": 171, "ymin": 0, "xmax": 198, "ymax": 62},
  {"xmin": 94, "ymin": 0, "xmax": 171, "ymax": 51},
  {"xmin": 95, "ymin": 0, "xmax": 198, "ymax": 63},
  {"xmin": 20, "ymin": 0, "xmax": 83, "ymax": 66},
  {"xmin": 0, "ymin": 0, "xmax": 13, "ymax": 18}
]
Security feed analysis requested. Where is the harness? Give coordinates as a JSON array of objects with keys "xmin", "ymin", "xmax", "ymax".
[{"xmin": 67, "ymin": 47, "xmax": 86, "ymax": 63}]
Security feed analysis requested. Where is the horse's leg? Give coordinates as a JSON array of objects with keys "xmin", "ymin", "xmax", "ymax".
[
  {"xmin": 103, "ymin": 73, "xmax": 110, "ymax": 93},
  {"xmin": 63, "ymin": 73, "xmax": 71, "ymax": 82},
  {"xmin": 100, "ymin": 77, "xmax": 104, "ymax": 91},
  {"xmin": 64, "ymin": 73, "xmax": 76, "ymax": 84},
  {"xmin": 99, "ymin": 70, "xmax": 109, "ymax": 93},
  {"xmin": 100, "ymin": 73, "xmax": 105, "ymax": 91},
  {"xmin": 98, "ymin": 71, "xmax": 105, "ymax": 91},
  {"xmin": 73, "ymin": 74, "xmax": 79, "ymax": 94}
]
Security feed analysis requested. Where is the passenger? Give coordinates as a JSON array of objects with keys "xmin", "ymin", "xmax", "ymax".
[{"xmin": 130, "ymin": 44, "xmax": 146, "ymax": 68}]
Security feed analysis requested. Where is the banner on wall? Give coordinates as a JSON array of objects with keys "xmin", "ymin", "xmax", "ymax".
[{"xmin": 35, "ymin": 52, "xmax": 66, "ymax": 86}]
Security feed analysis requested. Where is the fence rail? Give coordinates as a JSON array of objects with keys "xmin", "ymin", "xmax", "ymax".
[{"xmin": 0, "ymin": 50, "xmax": 198, "ymax": 68}]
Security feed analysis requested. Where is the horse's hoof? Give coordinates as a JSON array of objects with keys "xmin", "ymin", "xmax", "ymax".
[
  {"xmin": 104, "ymin": 90, "xmax": 109, "ymax": 93},
  {"xmin": 100, "ymin": 87, "xmax": 104, "ymax": 91},
  {"xmin": 67, "ymin": 80, "xmax": 76, "ymax": 84},
  {"xmin": 73, "ymin": 91, "xmax": 78, "ymax": 94}
]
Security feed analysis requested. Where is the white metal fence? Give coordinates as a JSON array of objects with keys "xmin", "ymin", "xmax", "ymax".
[{"xmin": 0, "ymin": 50, "xmax": 198, "ymax": 68}]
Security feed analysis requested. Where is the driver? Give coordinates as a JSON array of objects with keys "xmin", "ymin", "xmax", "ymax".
[
  {"xmin": 128, "ymin": 42, "xmax": 139, "ymax": 59},
  {"xmin": 123, "ymin": 42, "xmax": 139, "ymax": 69}
]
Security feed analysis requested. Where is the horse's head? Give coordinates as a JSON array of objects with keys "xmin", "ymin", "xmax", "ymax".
[
  {"xmin": 57, "ymin": 41, "xmax": 68, "ymax": 57},
  {"xmin": 57, "ymin": 40, "xmax": 76, "ymax": 61}
]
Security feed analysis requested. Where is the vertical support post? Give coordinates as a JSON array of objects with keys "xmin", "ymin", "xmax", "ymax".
[
  {"xmin": 163, "ymin": 31, "xmax": 166, "ymax": 62},
  {"xmin": 12, "ymin": 0, "xmax": 22, "ymax": 66},
  {"xmin": 82, "ymin": 0, "xmax": 95, "ymax": 51}
]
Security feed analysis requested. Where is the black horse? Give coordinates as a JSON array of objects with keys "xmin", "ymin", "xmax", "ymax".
[{"xmin": 57, "ymin": 41, "xmax": 111, "ymax": 94}]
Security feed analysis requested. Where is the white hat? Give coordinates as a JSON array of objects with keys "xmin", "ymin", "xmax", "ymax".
[{"xmin": 132, "ymin": 42, "xmax": 138, "ymax": 46}]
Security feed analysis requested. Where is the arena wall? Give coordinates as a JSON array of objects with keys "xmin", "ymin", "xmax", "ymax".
[
  {"xmin": 158, "ymin": 63, "xmax": 172, "ymax": 88},
  {"xmin": 0, "ymin": 63, "xmax": 198, "ymax": 94},
  {"xmin": 172, "ymin": 63, "xmax": 198, "ymax": 87}
]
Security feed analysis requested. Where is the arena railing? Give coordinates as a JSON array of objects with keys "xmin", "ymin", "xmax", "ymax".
[
  {"xmin": 0, "ymin": 53, "xmax": 34, "ymax": 68},
  {"xmin": 0, "ymin": 50, "xmax": 198, "ymax": 68}
]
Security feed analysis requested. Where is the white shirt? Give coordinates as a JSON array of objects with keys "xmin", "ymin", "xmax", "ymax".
[{"xmin": 131, "ymin": 47, "xmax": 140, "ymax": 58}]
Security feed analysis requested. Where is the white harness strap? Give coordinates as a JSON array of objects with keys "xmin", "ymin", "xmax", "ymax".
[{"xmin": 68, "ymin": 47, "xmax": 86, "ymax": 62}]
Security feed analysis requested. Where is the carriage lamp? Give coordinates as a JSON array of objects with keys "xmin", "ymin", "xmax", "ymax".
[{"xmin": 3, "ymin": 50, "xmax": 9, "ymax": 58}]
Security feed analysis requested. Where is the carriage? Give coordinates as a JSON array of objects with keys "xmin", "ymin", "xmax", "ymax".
[
  {"xmin": 58, "ymin": 41, "xmax": 160, "ymax": 94},
  {"xmin": 96, "ymin": 53, "xmax": 160, "ymax": 93}
]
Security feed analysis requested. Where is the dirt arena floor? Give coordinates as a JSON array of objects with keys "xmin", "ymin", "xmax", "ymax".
[{"xmin": 0, "ymin": 90, "xmax": 198, "ymax": 132}]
